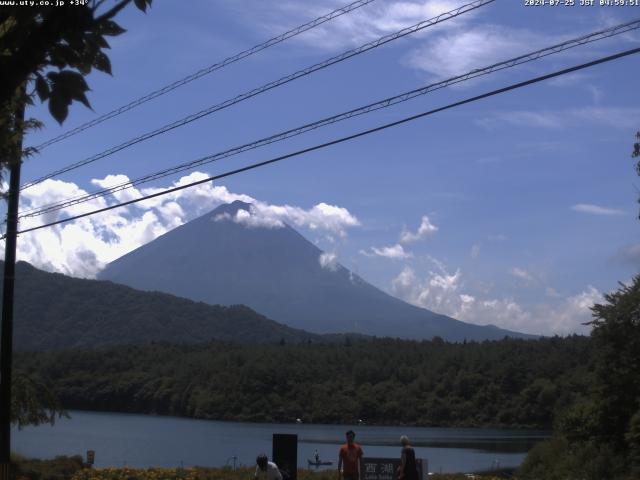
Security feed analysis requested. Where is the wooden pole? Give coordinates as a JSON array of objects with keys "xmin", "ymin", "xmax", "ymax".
[{"xmin": 0, "ymin": 98, "xmax": 25, "ymax": 480}]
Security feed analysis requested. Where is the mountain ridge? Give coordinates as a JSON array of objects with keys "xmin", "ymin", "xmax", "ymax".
[
  {"xmin": 99, "ymin": 201, "xmax": 534, "ymax": 341},
  {"xmin": 1, "ymin": 260, "xmax": 329, "ymax": 351}
]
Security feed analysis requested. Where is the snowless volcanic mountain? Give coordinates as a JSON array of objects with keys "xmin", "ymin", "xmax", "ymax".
[{"xmin": 99, "ymin": 201, "xmax": 532, "ymax": 341}]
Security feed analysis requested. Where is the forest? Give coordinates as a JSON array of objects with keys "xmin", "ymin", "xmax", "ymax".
[
  {"xmin": 17, "ymin": 335, "xmax": 590, "ymax": 428},
  {"xmin": 2, "ymin": 261, "xmax": 324, "ymax": 350},
  {"xmin": 518, "ymin": 275, "xmax": 640, "ymax": 479}
]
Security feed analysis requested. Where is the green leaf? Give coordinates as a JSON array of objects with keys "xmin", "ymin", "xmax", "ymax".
[
  {"xmin": 35, "ymin": 75, "xmax": 49, "ymax": 100},
  {"xmin": 48, "ymin": 70, "xmax": 92, "ymax": 118},
  {"xmin": 72, "ymin": 90, "xmax": 91, "ymax": 109},
  {"xmin": 49, "ymin": 45, "xmax": 80, "ymax": 69},
  {"xmin": 76, "ymin": 61, "xmax": 92, "ymax": 76},
  {"xmin": 99, "ymin": 19, "xmax": 126, "ymax": 36},
  {"xmin": 134, "ymin": 0, "xmax": 151, "ymax": 12},
  {"xmin": 93, "ymin": 51, "xmax": 112, "ymax": 75},
  {"xmin": 48, "ymin": 94, "xmax": 69, "ymax": 125},
  {"xmin": 91, "ymin": 33, "xmax": 110, "ymax": 49},
  {"xmin": 56, "ymin": 70, "xmax": 89, "ymax": 93}
]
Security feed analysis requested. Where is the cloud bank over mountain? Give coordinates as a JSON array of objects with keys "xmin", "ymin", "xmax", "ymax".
[{"xmin": 16, "ymin": 172, "xmax": 359, "ymax": 278}]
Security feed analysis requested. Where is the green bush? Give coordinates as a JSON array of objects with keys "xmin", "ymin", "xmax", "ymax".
[{"xmin": 10, "ymin": 454, "xmax": 85, "ymax": 480}]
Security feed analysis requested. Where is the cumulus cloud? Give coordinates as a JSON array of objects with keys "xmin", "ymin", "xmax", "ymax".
[
  {"xmin": 390, "ymin": 261, "xmax": 603, "ymax": 335},
  {"xmin": 12, "ymin": 172, "xmax": 359, "ymax": 278},
  {"xmin": 400, "ymin": 216, "xmax": 438, "ymax": 243},
  {"xmin": 571, "ymin": 203, "xmax": 626, "ymax": 216},
  {"xmin": 91, "ymin": 174, "xmax": 143, "ymax": 204},
  {"xmin": 212, "ymin": 201, "xmax": 360, "ymax": 234},
  {"xmin": 361, "ymin": 244, "xmax": 413, "ymax": 259},
  {"xmin": 234, "ymin": 208, "xmax": 286, "ymax": 229},
  {"xmin": 392, "ymin": 266, "xmax": 464, "ymax": 317},
  {"xmin": 319, "ymin": 252, "xmax": 339, "ymax": 271},
  {"xmin": 543, "ymin": 287, "xmax": 602, "ymax": 334},
  {"xmin": 252, "ymin": 202, "xmax": 360, "ymax": 236}
]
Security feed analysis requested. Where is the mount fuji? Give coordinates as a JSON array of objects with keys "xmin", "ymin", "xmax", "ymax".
[{"xmin": 98, "ymin": 201, "xmax": 532, "ymax": 341}]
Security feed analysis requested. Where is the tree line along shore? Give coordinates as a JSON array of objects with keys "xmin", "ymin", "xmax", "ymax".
[{"xmin": 17, "ymin": 335, "xmax": 589, "ymax": 428}]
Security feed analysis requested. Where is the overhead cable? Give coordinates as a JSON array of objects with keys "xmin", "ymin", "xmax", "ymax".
[
  {"xmin": 11, "ymin": 46, "xmax": 640, "ymax": 238},
  {"xmin": 32, "ymin": 0, "xmax": 378, "ymax": 151},
  {"xmin": 21, "ymin": 0, "xmax": 496, "ymax": 190},
  {"xmin": 20, "ymin": 18, "xmax": 640, "ymax": 219}
]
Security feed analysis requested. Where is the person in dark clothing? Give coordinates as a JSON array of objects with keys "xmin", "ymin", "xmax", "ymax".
[{"xmin": 398, "ymin": 435, "xmax": 419, "ymax": 480}]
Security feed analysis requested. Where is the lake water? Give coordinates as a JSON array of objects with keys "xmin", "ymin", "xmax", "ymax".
[{"xmin": 13, "ymin": 411, "xmax": 549, "ymax": 474}]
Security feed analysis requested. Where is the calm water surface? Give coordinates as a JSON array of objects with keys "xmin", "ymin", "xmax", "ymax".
[{"xmin": 13, "ymin": 411, "xmax": 549, "ymax": 474}]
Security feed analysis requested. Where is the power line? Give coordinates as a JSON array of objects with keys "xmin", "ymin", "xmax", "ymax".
[
  {"xmin": 21, "ymin": 0, "xmax": 495, "ymax": 191},
  {"xmin": 21, "ymin": 16, "xmax": 640, "ymax": 217},
  {"xmin": 12, "ymin": 46, "xmax": 640, "ymax": 238},
  {"xmin": 20, "ymin": 18, "xmax": 640, "ymax": 219},
  {"xmin": 32, "ymin": 0, "xmax": 378, "ymax": 151}
]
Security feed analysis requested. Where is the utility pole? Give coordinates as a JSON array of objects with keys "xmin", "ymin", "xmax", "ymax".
[{"xmin": 0, "ymin": 97, "xmax": 25, "ymax": 480}]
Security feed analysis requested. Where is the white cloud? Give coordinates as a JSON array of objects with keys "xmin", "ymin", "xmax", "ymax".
[
  {"xmin": 253, "ymin": 0, "xmax": 478, "ymax": 52},
  {"xmin": 509, "ymin": 267, "xmax": 535, "ymax": 285},
  {"xmin": 400, "ymin": 215, "xmax": 438, "ymax": 243},
  {"xmin": 319, "ymin": 252, "xmax": 339, "ymax": 271},
  {"xmin": 13, "ymin": 172, "xmax": 359, "ymax": 278},
  {"xmin": 361, "ymin": 244, "xmax": 413, "ymax": 259},
  {"xmin": 272, "ymin": 202, "xmax": 360, "ymax": 236},
  {"xmin": 233, "ymin": 208, "xmax": 285, "ymax": 229},
  {"xmin": 406, "ymin": 24, "xmax": 543, "ymax": 80},
  {"xmin": 470, "ymin": 244, "xmax": 480, "ymax": 259},
  {"xmin": 392, "ymin": 266, "xmax": 465, "ymax": 318},
  {"xmin": 571, "ymin": 203, "xmax": 625, "ymax": 216},
  {"xmin": 543, "ymin": 287, "xmax": 602, "ymax": 335},
  {"xmin": 390, "ymin": 261, "xmax": 603, "ymax": 335},
  {"xmin": 477, "ymin": 107, "xmax": 640, "ymax": 131},
  {"xmin": 212, "ymin": 201, "xmax": 360, "ymax": 234},
  {"xmin": 91, "ymin": 174, "xmax": 143, "ymax": 204}
]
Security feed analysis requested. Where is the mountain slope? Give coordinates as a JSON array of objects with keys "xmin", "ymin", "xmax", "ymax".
[
  {"xmin": 99, "ymin": 201, "xmax": 532, "ymax": 341},
  {"xmin": 1, "ymin": 261, "xmax": 323, "ymax": 351}
]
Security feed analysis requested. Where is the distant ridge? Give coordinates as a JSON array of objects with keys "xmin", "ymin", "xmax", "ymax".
[
  {"xmin": 1, "ymin": 261, "xmax": 325, "ymax": 351},
  {"xmin": 99, "ymin": 201, "xmax": 534, "ymax": 341}
]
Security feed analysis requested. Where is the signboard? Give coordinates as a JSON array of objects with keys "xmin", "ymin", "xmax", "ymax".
[
  {"xmin": 273, "ymin": 433, "xmax": 297, "ymax": 480},
  {"xmin": 362, "ymin": 457, "xmax": 427, "ymax": 480}
]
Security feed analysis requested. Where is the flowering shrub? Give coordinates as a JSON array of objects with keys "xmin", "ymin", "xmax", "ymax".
[{"xmin": 69, "ymin": 467, "xmax": 505, "ymax": 480}]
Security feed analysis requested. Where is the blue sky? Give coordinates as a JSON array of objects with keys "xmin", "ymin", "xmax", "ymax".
[{"xmin": 12, "ymin": 0, "xmax": 640, "ymax": 335}]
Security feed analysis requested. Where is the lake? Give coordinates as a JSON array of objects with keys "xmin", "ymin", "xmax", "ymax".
[{"xmin": 13, "ymin": 411, "xmax": 549, "ymax": 474}]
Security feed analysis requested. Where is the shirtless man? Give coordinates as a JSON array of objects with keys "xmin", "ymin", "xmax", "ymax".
[{"xmin": 337, "ymin": 430, "xmax": 363, "ymax": 480}]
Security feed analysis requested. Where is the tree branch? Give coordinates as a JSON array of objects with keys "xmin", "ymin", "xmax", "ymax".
[{"xmin": 94, "ymin": 0, "xmax": 131, "ymax": 23}]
